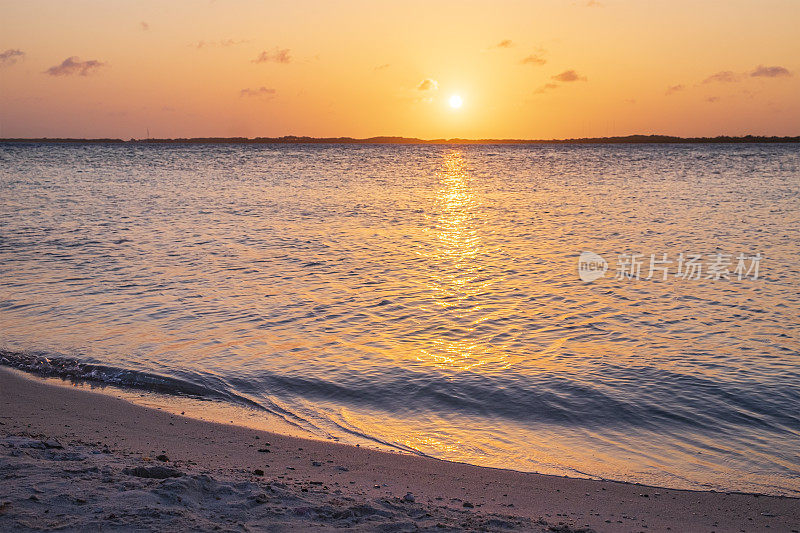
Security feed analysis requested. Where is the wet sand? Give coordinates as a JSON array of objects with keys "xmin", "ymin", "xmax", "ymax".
[{"xmin": 1, "ymin": 367, "xmax": 798, "ymax": 532}]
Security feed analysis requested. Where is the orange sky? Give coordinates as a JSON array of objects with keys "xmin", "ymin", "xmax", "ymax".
[{"xmin": 1, "ymin": 0, "xmax": 799, "ymax": 139}]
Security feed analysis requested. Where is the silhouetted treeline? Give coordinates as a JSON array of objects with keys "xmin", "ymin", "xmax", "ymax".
[
  {"xmin": 0, "ymin": 138, "xmax": 127, "ymax": 143},
  {"xmin": 2, "ymin": 134, "xmax": 798, "ymax": 144}
]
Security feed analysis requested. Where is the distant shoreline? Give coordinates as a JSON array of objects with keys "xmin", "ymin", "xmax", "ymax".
[{"xmin": 1, "ymin": 134, "xmax": 799, "ymax": 144}]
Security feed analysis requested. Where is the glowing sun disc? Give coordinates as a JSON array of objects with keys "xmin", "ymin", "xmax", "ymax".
[{"xmin": 449, "ymin": 95, "xmax": 463, "ymax": 108}]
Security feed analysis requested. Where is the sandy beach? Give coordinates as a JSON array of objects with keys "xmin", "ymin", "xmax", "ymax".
[{"xmin": 0, "ymin": 368, "xmax": 797, "ymax": 532}]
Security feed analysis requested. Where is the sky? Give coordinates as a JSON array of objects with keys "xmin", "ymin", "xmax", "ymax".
[{"xmin": 1, "ymin": 0, "xmax": 799, "ymax": 139}]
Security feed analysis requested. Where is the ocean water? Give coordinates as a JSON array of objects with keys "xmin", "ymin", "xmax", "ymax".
[{"xmin": 1, "ymin": 142, "xmax": 799, "ymax": 495}]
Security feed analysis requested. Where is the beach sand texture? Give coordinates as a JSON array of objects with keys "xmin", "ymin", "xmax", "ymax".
[{"xmin": 2, "ymin": 368, "xmax": 798, "ymax": 532}]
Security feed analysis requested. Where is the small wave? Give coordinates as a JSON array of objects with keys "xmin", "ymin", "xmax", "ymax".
[
  {"xmin": 0, "ymin": 349, "xmax": 428, "ymax": 455},
  {"xmin": 0, "ymin": 349, "xmax": 265, "ymax": 411}
]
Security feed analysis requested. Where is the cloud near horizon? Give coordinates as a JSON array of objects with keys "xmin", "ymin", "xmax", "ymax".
[
  {"xmin": 252, "ymin": 48, "xmax": 291, "ymax": 64},
  {"xmin": 493, "ymin": 39, "xmax": 514, "ymax": 48},
  {"xmin": 702, "ymin": 71, "xmax": 742, "ymax": 84},
  {"xmin": 417, "ymin": 78, "xmax": 438, "ymax": 91},
  {"xmin": 240, "ymin": 87, "xmax": 277, "ymax": 98},
  {"xmin": 750, "ymin": 65, "xmax": 791, "ymax": 78},
  {"xmin": 552, "ymin": 70, "xmax": 586, "ymax": 82},
  {"xmin": 665, "ymin": 84, "xmax": 685, "ymax": 95},
  {"xmin": 193, "ymin": 39, "xmax": 249, "ymax": 49},
  {"xmin": 0, "ymin": 49, "xmax": 25, "ymax": 66},
  {"xmin": 520, "ymin": 54, "xmax": 546, "ymax": 66},
  {"xmin": 700, "ymin": 65, "xmax": 791, "ymax": 84},
  {"xmin": 44, "ymin": 57, "xmax": 105, "ymax": 76},
  {"xmin": 534, "ymin": 82, "xmax": 559, "ymax": 94}
]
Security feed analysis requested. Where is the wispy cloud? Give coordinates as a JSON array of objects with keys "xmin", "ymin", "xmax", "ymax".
[
  {"xmin": 139, "ymin": 21, "xmax": 149, "ymax": 31},
  {"xmin": 520, "ymin": 54, "xmax": 546, "ymax": 66},
  {"xmin": 417, "ymin": 78, "xmax": 438, "ymax": 91},
  {"xmin": 252, "ymin": 48, "xmax": 291, "ymax": 64},
  {"xmin": 240, "ymin": 87, "xmax": 276, "ymax": 98},
  {"xmin": 702, "ymin": 71, "xmax": 742, "ymax": 84},
  {"xmin": 706, "ymin": 96, "xmax": 721, "ymax": 103},
  {"xmin": 665, "ymin": 84, "xmax": 685, "ymax": 95},
  {"xmin": 44, "ymin": 56, "xmax": 106, "ymax": 76},
  {"xmin": 750, "ymin": 65, "xmax": 791, "ymax": 78},
  {"xmin": 193, "ymin": 39, "xmax": 249, "ymax": 49},
  {"xmin": 534, "ymin": 83, "xmax": 559, "ymax": 94},
  {"xmin": 374, "ymin": 63, "xmax": 390, "ymax": 71},
  {"xmin": 552, "ymin": 70, "xmax": 587, "ymax": 82},
  {"xmin": 493, "ymin": 39, "xmax": 514, "ymax": 49},
  {"xmin": 534, "ymin": 70, "xmax": 586, "ymax": 94},
  {"xmin": 699, "ymin": 65, "xmax": 792, "ymax": 85},
  {"xmin": 0, "ymin": 49, "xmax": 25, "ymax": 66},
  {"xmin": 413, "ymin": 79, "xmax": 439, "ymax": 103},
  {"xmin": 584, "ymin": 0, "xmax": 602, "ymax": 6}
]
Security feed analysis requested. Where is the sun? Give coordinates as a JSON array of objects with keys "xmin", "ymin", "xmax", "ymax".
[{"xmin": 449, "ymin": 94, "xmax": 463, "ymax": 109}]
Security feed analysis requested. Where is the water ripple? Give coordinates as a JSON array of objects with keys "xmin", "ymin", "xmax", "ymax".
[{"xmin": 1, "ymin": 142, "xmax": 799, "ymax": 495}]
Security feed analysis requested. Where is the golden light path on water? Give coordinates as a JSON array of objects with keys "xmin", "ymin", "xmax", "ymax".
[
  {"xmin": 420, "ymin": 150, "xmax": 493, "ymax": 372},
  {"xmin": 336, "ymin": 150, "xmax": 600, "ymax": 472}
]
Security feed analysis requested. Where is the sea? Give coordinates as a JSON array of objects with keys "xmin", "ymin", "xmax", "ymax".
[{"xmin": 1, "ymin": 142, "xmax": 798, "ymax": 495}]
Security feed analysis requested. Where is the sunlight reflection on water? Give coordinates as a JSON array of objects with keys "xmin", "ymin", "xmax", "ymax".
[{"xmin": 1, "ymin": 142, "xmax": 799, "ymax": 495}]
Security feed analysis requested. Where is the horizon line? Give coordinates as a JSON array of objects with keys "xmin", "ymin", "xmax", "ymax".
[{"xmin": 1, "ymin": 134, "xmax": 799, "ymax": 145}]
